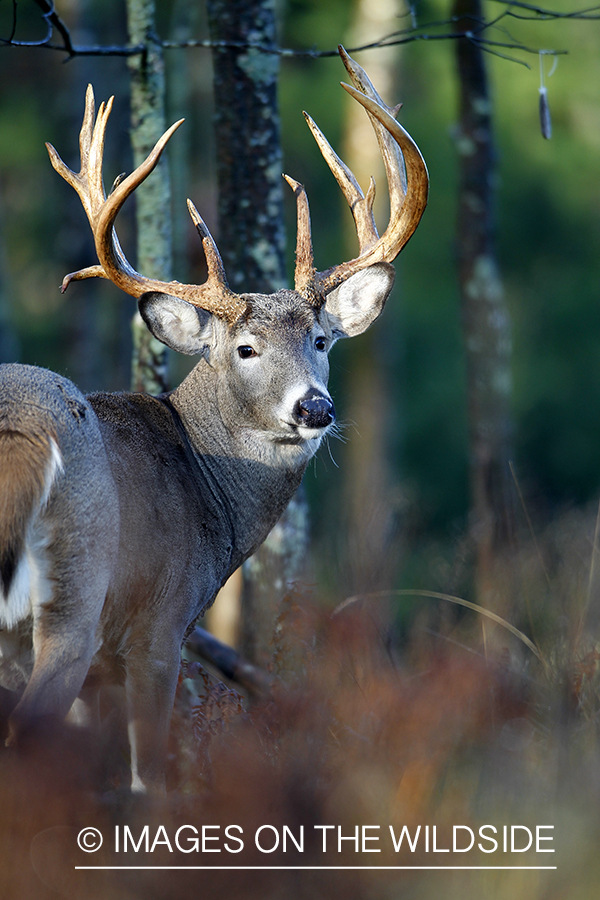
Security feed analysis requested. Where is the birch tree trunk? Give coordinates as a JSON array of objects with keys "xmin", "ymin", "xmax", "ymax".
[
  {"xmin": 126, "ymin": 0, "xmax": 172, "ymax": 393},
  {"xmin": 206, "ymin": 0, "xmax": 309, "ymax": 667},
  {"xmin": 453, "ymin": 0, "xmax": 514, "ymax": 605}
]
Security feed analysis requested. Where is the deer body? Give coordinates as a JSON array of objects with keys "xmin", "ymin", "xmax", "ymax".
[
  {"xmin": 0, "ymin": 276, "xmax": 394, "ymax": 789},
  {"xmin": 0, "ymin": 49, "xmax": 428, "ymax": 791}
]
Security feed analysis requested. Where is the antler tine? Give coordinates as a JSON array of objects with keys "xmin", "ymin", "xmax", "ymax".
[
  {"xmin": 332, "ymin": 85, "xmax": 428, "ymax": 268},
  {"xmin": 282, "ymin": 175, "xmax": 318, "ymax": 303},
  {"xmin": 297, "ymin": 47, "xmax": 428, "ymax": 301},
  {"xmin": 78, "ymin": 83, "xmax": 95, "ymax": 162},
  {"xmin": 338, "ymin": 45, "xmax": 408, "ymax": 223},
  {"xmin": 47, "ymin": 85, "xmax": 248, "ymax": 325},
  {"xmin": 45, "ymin": 86, "xmax": 95, "ymax": 224},
  {"xmin": 186, "ymin": 199, "xmax": 228, "ymax": 287},
  {"xmin": 303, "ymin": 112, "xmax": 379, "ymax": 255},
  {"xmin": 185, "ymin": 199, "xmax": 247, "ymax": 322},
  {"xmin": 92, "ymin": 115, "xmax": 184, "ymax": 291}
]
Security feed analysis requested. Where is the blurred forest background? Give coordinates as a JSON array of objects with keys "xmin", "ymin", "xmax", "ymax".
[
  {"xmin": 3, "ymin": 4, "xmax": 600, "ymax": 898},
  {"xmin": 1, "ymin": 0, "xmax": 600, "ymax": 619}
]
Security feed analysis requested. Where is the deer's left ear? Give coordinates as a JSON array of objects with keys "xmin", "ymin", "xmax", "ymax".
[{"xmin": 322, "ymin": 263, "xmax": 395, "ymax": 339}]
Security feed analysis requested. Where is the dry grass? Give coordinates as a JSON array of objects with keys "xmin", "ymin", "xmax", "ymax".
[{"xmin": 2, "ymin": 511, "xmax": 600, "ymax": 899}]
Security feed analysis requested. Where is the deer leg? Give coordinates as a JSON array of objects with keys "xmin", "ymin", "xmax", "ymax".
[
  {"xmin": 67, "ymin": 683, "xmax": 100, "ymax": 729},
  {"xmin": 7, "ymin": 625, "xmax": 98, "ymax": 747},
  {"xmin": 6, "ymin": 567, "xmax": 108, "ymax": 747},
  {"xmin": 7, "ymin": 661, "xmax": 95, "ymax": 748},
  {"xmin": 124, "ymin": 642, "xmax": 181, "ymax": 794}
]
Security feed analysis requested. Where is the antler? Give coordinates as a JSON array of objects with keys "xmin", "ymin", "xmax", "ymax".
[
  {"xmin": 285, "ymin": 46, "xmax": 429, "ymax": 305},
  {"xmin": 46, "ymin": 85, "xmax": 247, "ymax": 325}
]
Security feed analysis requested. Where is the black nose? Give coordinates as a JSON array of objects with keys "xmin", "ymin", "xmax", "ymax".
[{"xmin": 294, "ymin": 393, "xmax": 335, "ymax": 429}]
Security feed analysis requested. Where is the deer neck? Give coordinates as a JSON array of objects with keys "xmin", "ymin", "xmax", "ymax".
[{"xmin": 166, "ymin": 363, "xmax": 308, "ymax": 568}]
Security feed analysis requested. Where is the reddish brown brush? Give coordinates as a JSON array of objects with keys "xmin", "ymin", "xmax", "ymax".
[{"xmin": 2, "ymin": 545, "xmax": 600, "ymax": 899}]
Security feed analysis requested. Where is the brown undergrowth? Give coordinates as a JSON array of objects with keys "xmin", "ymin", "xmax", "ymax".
[{"xmin": 2, "ymin": 513, "xmax": 600, "ymax": 899}]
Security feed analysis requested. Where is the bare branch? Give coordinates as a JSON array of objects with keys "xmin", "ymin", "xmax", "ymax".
[
  {"xmin": 185, "ymin": 627, "xmax": 272, "ymax": 698},
  {"xmin": 32, "ymin": 0, "xmax": 73, "ymax": 53},
  {"xmin": 0, "ymin": 0, "xmax": 144, "ymax": 56},
  {"xmin": 490, "ymin": 0, "xmax": 600, "ymax": 20},
  {"xmin": 2, "ymin": 0, "xmax": 54, "ymax": 47},
  {"xmin": 1, "ymin": 0, "xmax": 598, "ymax": 64},
  {"xmin": 42, "ymin": 41, "xmax": 146, "ymax": 57}
]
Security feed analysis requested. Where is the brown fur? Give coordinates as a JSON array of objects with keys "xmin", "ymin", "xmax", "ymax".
[{"xmin": 0, "ymin": 429, "xmax": 55, "ymax": 597}]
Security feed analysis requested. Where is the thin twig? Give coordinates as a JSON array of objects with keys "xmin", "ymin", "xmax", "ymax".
[
  {"xmin": 507, "ymin": 460, "xmax": 543, "ymax": 652},
  {"xmin": 490, "ymin": 0, "xmax": 600, "ymax": 20},
  {"xmin": 332, "ymin": 587, "xmax": 547, "ymax": 667},
  {"xmin": 509, "ymin": 460, "xmax": 552, "ymax": 590},
  {"xmin": 32, "ymin": 0, "xmax": 74, "ymax": 54},
  {"xmin": 578, "ymin": 496, "xmax": 600, "ymax": 641},
  {"xmin": 2, "ymin": 0, "xmax": 597, "ymax": 61}
]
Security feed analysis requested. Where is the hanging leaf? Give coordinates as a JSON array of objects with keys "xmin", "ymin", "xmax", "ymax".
[{"xmin": 539, "ymin": 86, "xmax": 552, "ymax": 140}]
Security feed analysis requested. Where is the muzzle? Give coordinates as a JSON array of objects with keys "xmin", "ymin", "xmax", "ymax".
[{"xmin": 293, "ymin": 392, "xmax": 335, "ymax": 430}]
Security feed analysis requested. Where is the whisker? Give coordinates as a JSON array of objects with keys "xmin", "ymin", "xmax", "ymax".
[
  {"xmin": 341, "ymin": 418, "xmax": 361, "ymax": 437},
  {"xmin": 324, "ymin": 435, "xmax": 340, "ymax": 468},
  {"xmin": 328, "ymin": 421, "xmax": 349, "ymax": 444}
]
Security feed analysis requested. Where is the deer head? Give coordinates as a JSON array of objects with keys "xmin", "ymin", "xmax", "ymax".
[{"xmin": 45, "ymin": 47, "xmax": 428, "ymax": 389}]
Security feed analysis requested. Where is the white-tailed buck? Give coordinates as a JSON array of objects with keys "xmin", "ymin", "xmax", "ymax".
[{"xmin": 0, "ymin": 48, "xmax": 427, "ymax": 791}]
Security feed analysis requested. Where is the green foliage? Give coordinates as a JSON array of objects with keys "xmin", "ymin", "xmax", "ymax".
[
  {"xmin": 1, "ymin": 0, "xmax": 600, "ymax": 566},
  {"xmin": 3, "ymin": 9, "xmax": 600, "ymax": 893}
]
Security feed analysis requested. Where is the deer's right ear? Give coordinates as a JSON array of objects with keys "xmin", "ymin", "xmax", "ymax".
[{"xmin": 139, "ymin": 292, "xmax": 214, "ymax": 356}]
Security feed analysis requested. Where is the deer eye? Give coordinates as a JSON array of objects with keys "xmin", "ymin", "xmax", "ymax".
[
  {"xmin": 315, "ymin": 336, "xmax": 327, "ymax": 352},
  {"xmin": 238, "ymin": 345, "xmax": 257, "ymax": 359}
]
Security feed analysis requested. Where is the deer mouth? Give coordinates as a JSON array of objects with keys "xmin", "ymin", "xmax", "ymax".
[{"xmin": 274, "ymin": 418, "xmax": 332, "ymax": 445}]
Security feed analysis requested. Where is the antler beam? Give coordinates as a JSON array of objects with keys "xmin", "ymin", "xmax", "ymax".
[
  {"xmin": 48, "ymin": 55, "xmax": 427, "ymax": 324},
  {"xmin": 286, "ymin": 46, "xmax": 429, "ymax": 305},
  {"xmin": 46, "ymin": 85, "xmax": 247, "ymax": 325}
]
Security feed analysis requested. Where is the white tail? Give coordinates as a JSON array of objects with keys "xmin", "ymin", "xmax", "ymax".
[{"xmin": 0, "ymin": 427, "xmax": 62, "ymax": 627}]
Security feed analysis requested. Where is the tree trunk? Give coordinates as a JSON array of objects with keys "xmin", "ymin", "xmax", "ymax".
[
  {"xmin": 0, "ymin": 194, "xmax": 19, "ymax": 364},
  {"xmin": 126, "ymin": 0, "xmax": 172, "ymax": 394},
  {"xmin": 453, "ymin": 0, "xmax": 514, "ymax": 605},
  {"xmin": 206, "ymin": 0, "xmax": 308, "ymax": 667},
  {"xmin": 340, "ymin": 0, "xmax": 404, "ymax": 597},
  {"xmin": 206, "ymin": 0, "xmax": 286, "ymax": 294}
]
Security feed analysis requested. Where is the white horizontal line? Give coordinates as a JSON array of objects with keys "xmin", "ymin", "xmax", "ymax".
[{"xmin": 75, "ymin": 866, "xmax": 558, "ymax": 871}]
